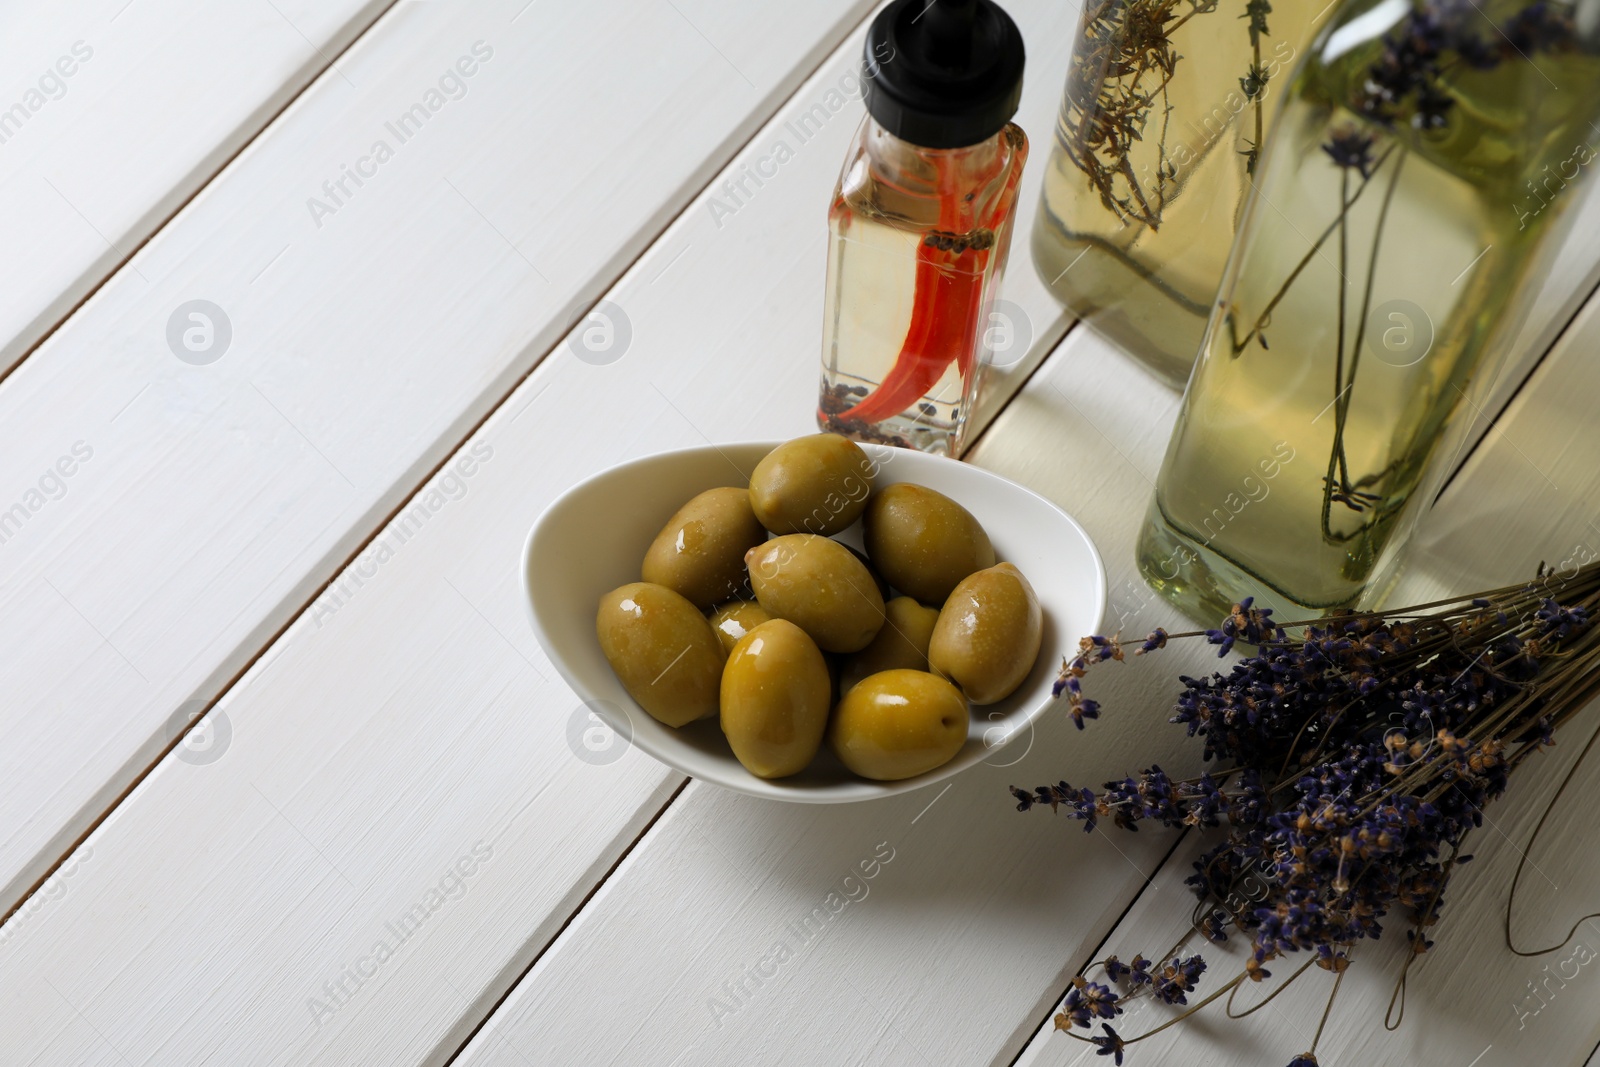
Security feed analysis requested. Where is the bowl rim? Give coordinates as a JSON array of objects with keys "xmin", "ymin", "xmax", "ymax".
[{"xmin": 520, "ymin": 439, "xmax": 1108, "ymax": 803}]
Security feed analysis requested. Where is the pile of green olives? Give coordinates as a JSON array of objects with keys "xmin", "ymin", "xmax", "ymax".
[{"xmin": 596, "ymin": 434, "xmax": 1043, "ymax": 782}]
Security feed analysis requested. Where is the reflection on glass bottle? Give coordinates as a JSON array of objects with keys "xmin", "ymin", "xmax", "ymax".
[
  {"xmin": 1141, "ymin": 0, "xmax": 1600, "ymax": 622},
  {"xmin": 1032, "ymin": 0, "xmax": 1328, "ymax": 385}
]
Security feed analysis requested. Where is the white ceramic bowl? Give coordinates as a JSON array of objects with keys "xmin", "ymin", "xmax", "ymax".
[{"xmin": 522, "ymin": 441, "xmax": 1105, "ymax": 802}]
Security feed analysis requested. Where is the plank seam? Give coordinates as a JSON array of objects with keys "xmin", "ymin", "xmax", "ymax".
[
  {"xmin": 998, "ymin": 827, "xmax": 1192, "ymax": 1067},
  {"xmin": 0, "ymin": 0, "xmax": 405, "ymax": 390},
  {"xmin": 964, "ymin": 316, "xmax": 1082, "ymax": 457},
  {"xmin": 435, "ymin": 776, "xmax": 692, "ymax": 1067},
  {"xmin": 1433, "ymin": 268, "xmax": 1600, "ymax": 503}
]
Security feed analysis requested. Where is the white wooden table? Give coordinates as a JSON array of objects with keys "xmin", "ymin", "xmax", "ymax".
[{"xmin": 4, "ymin": 3, "xmax": 1599, "ymax": 1065}]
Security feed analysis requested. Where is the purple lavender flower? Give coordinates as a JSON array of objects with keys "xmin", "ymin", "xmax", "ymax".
[
  {"xmin": 1321, "ymin": 130, "xmax": 1376, "ymax": 177},
  {"xmin": 1060, "ymin": 980, "xmax": 1123, "ymax": 1029},
  {"xmin": 1054, "ymin": 651, "xmax": 1103, "ymax": 728},
  {"xmin": 1136, "ymin": 628, "xmax": 1169, "ymax": 654},
  {"xmin": 1127, "ymin": 954, "xmax": 1153, "ymax": 986},
  {"xmin": 1537, "ymin": 598, "xmax": 1588, "ymax": 639},
  {"xmin": 1151, "ymin": 954, "xmax": 1207, "ymax": 1004},
  {"xmin": 1500, "ymin": 1, "xmax": 1575, "ymax": 54},
  {"xmin": 1354, "ymin": 0, "xmax": 1572, "ymax": 129},
  {"xmin": 1091, "ymin": 1023, "xmax": 1126, "ymax": 1065}
]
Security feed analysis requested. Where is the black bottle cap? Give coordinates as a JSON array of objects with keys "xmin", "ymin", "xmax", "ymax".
[{"xmin": 862, "ymin": 0, "xmax": 1025, "ymax": 150}]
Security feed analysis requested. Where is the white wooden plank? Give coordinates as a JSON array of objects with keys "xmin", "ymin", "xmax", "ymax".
[
  {"xmin": 1005, "ymin": 305, "xmax": 1600, "ymax": 1066},
  {"xmin": 0, "ymin": 0, "xmax": 881, "ymax": 918},
  {"xmin": 0, "ymin": 6, "xmax": 1078, "ymax": 1065},
  {"xmin": 0, "ymin": 0, "xmax": 393, "ymax": 373}
]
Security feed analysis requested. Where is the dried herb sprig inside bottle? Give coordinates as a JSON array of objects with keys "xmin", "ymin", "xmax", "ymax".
[
  {"xmin": 818, "ymin": 0, "xmax": 1029, "ymax": 457},
  {"xmin": 1031, "ymin": 0, "xmax": 1329, "ymax": 385}
]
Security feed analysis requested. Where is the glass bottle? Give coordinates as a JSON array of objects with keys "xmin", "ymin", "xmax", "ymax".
[
  {"xmin": 1140, "ymin": 0, "xmax": 1600, "ymax": 622},
  {"xmin": 818, "ymin": 0, "xmax": 1029, "ymax": 457},
  {"xmin": 1031, "ymin": 0, "xmax": 1331, "ymax": 386}
]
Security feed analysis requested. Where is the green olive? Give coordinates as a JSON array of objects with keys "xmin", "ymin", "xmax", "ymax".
[
  {"xmin": 839, "ymin": 596, "xmax": 941, "ymax": 693},
  {"xmin": 828, "ymin": 669, "xmax": 968, "ymax": 780},
  {"xmin": 746, "ymin": 534, "xmax": 886, "ymax": 653},
  {"xmin": 721, "ymin": 620, "xmax": 832, "ymax": 778},
  {"xmin": 928, "ymin": 563, "xmax": 1042, "ymax": 704},
  {"xmin": 596, "ymin": 582, "xmax": 725, "ymax": 727},
  {"xmin": 863, "ymin": 483, "xmax": 995, "ymax": 604},
  {"xmin": 641, "ymin": 487, "xmax": 766, "ymax": 609},
  {"xmin": 707, "ymin": 600, "xmax": 773, "ymax": 655},
  {"xmin": 748, "ymin": 434, "xmax": 874, "ymax": 536}
]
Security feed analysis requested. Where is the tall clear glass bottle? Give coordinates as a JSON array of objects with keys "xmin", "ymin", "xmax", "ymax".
[
  {"xmin": 818, "ymin": 0, "xmax": 1029, "ymax": 457},
  {"xmin": 1032, "ymin": 0, "xmax": 1330, "ymax": 386},
  {"xmin": 1140, "ymin": 0, "xmax": 1600, "ymax": 622}
]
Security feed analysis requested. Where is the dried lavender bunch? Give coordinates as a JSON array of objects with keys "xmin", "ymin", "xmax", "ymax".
[{"xmin": 1017, "ymin": 561, "xmax": 1600, "ymax": 1066}]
